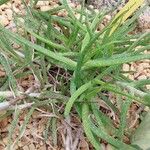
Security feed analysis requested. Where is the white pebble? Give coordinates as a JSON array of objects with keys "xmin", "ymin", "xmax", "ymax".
[{"xmin": 122, "ymin": 64, "xmax": 130, "ymax": 72}]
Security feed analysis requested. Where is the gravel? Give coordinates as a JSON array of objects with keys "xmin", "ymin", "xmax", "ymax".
[{"xmin": 0, "ymin": 1, "xmax": 149, "ymax": 149}]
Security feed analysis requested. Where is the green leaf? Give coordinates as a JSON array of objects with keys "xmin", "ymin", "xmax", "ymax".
[
  {"xmin": 83, "ymin": 54, "xmax": 150, "ymax": 70},
  {"xmin": 64, "ymin": 81, "xmax": 92, "ymax": 117},
  {"xmin": 0, "ymin": 54, "xmax": 17, "ymax": 94},
  {"xmin": 0, "ymin": 26, "xmax": 77, "ymax": 70},
  {"xmin": 90, "ymin": 119, "xmax": 136, "ymax": 150},
  {"xmin": 82, "ymin": 103, "xmax": 102, "ymax": 150},
  {"xmin": 0, "ymin": 0, "xmax": 9, "ymax": 5},
  {"xmin": 132, "ymin": 111, "xmax": 150, "ymax": 150},
  {"xmin": 118, "ymin": 98, "xmax": 132, "ymax": 140}
]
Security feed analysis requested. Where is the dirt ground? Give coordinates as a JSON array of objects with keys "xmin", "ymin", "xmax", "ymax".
[{"xmin": 0, "ymin": 0, "xmax": 150, "ymax": 150}]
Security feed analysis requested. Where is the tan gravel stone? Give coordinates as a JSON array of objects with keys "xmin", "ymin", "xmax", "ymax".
[
  {"xmin": 58, "ymin": 11, "xmax": 67, "ymax": 17},
  {"xmin": 5, "ymin": 9, "xmax": 13, "ymax": 20},
  {"xmin": 28, "ymin": 143, "xmax": 35, "ymax": 150},
  {"xmin": 13, "ymin": 0, "xmax": 22, "ymax": 6},
  {"xmin": 146, "ymin": 73, "xmax": 150, "ymax": 78},
  {"xmin": 14, "ymin": 144, "xmax": 19, "ymax": 149},
  {"xmin": 137, "ymin": 65, "xmax": 143, "ymax": 72},
  {"xmin": 68, "ymin": 2, "xmax": 76, "ymax": 8},
  {"xmin": 139, "ymin": 63, "xmax": 149, "ymax": 69},
  {"xmin": 12, "ymin": 4, "xmax": 20, "ymax": 13},
  {"xmin": 130, "ymin": 64, "xmax": 136, "ymax": 72},
  {"xmin": 36, "ymin": 1, "xmax": 45, "ymax": 6},
  {"xmin": 40, "ymin": 6, "xmax": 51, "ymax": 11},
  {"xmin": 138, "ymin": 6, "xmax": 150, "ymax": 30},
  {"xmin": 38, "ymin": 145, "xmax": 46, "ymax": 150},
  {"xmin": 98, "ymin": 23, "xmax": 105, "ymax": 31},
  {"xmin": 23, "ymin": 145, "xmax": 29, "ymax": 150},
  {"xmin": 137, "ymin": 75, "xmax": 147, "ymax": 80},
  {"xmin": 146, "ymin": 85, "xmax": 150, "ymax": 90},
  {"xmin": 0, "ymin": 0, "xmax": 150, "ymax": 149},
  {"xmin": 3, "ymin": 137, "xmax": 8, "ymax": 145},
  {"xmin": 0, "ymin": 118, "xmax": 8, "ymax": 128},
  {"xmin": 123, "ymin": 64, "xmax": 130, "ymax": 72},
  {"xmin": 0, "ymin": 146, "xmax": 5, "ymax": 150},
  {"xmin": 75, "ymin": 13, "xmax": 80, "ymax": 19},
  {"xmin": 105, "ymin": 15, "xmax": 111, "ymax": 21},
  {"xmin": 37, "ymin": 1, "xmax": 49, "ymax": 6},
  {"xmin": 0, "ymin": 16, "xmax": 9, "ymax": 26},
  {"xmin": 128, "ymin": 75, "xmax": 134, "ymax": 80}
]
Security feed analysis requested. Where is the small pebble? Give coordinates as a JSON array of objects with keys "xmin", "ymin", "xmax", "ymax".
[
  {"xmin": 137, "ymin": 65, "xmax": 143, "ymax": 72},
  {"xmin": 137, "ymin": 75, "xmax": 147, "ymax": 80},
  {"xmin": 3, "ymin": 137, "xmax": 8, "ymax": 145},
  {"xmin": 28, "ymin": 143, "xmax": 35, "ymax": 150},
  {"xmin": 105, "ymin": 15, "xmax": 111, "ymax": 21},
  {"xmin": 146, "ymin": 85, "xmax": 150, "ymax": 90},
  {"xmin": 23, "ymin": 145, "xmax": 29, "ymax": 150},
  {"xmin": 40, "ymin": 6, "xmax": 51, "ymax": 11},
  {"xmin": 0, "ymin": 16, "xmax": 9, "ymax": 26},
  {"xmin": 128, "ymin": 75, "xmax": 134, "ymax": 80},
  {"xmin": 5, "ymin": 9, "xmax": 13, "ymax": 20},
  {"xmin": 123, "ymin": 64, "xmax": 130, "ymax": 72},
  {"xmin": 97, "ymin": 23, "xmax": 105, "ymax": 31},
  {"xmin": 130, "ymin": 64, "xmax": 136, "ymax": 72}
]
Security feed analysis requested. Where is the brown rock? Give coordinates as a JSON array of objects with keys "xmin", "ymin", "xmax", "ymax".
[
  {"xmin": 0, "ymin": 118, "xmax": 8, "ymax": 129},
  {"xmin": 0, "ymin": 70, "xmax": 5, "ymax": 77},
  {"xmin": 0, "ymin": 145, "xmax": 5, "ymax": 150}
]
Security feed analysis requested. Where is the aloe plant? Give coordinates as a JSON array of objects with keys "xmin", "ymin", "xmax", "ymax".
[{"xmin": 0, "ymin": 0, "xmax": 150, "ymax": 149}]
